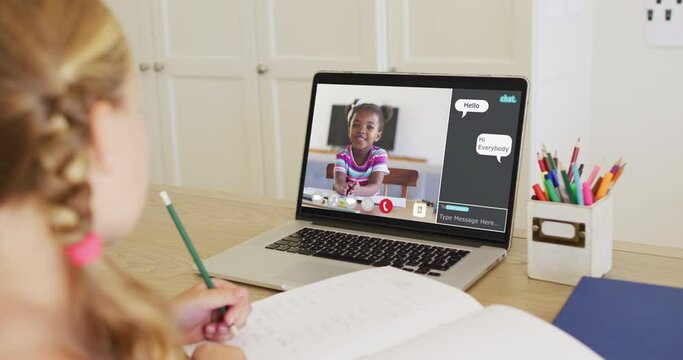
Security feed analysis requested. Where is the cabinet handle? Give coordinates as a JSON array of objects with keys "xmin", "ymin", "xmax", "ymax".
[
  {"xmin": 154, "ymin": 62, "xmax": 165, "ymax": 72},
  {"xmin": 256, "ymin": 63, "xmax": 269, "ymax": 74},
  {"xmin": 139, "ymin": 63, "xmax": 151, "ymax": 72}
]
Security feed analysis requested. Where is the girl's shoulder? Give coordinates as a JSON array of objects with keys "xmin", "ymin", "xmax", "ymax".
[
  {"xmin": 0, "ymin": 297, "xmax": 80, "ymax": 358},
  {"xmin": 370, "ymin": 146, "xmax": 388, "ymax": 157},
  {"xmin": 336, "ymin": 145, "xmax": 352, "ymax": 156}
]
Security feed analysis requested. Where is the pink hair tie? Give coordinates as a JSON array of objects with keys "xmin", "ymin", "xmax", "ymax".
[{"xmin": 65, "ymin": 232, "xmax": 103, "ymax": 267}]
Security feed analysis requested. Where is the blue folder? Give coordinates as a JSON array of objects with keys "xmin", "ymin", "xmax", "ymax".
[{"xmin": 554, "ymin": 277, "xmax": 683, "ymax": 359}]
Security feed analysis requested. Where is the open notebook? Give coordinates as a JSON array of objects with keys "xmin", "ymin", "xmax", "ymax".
[{"xmin": 184, "ymin": 267, "xmax": 600, "ymax": 359}]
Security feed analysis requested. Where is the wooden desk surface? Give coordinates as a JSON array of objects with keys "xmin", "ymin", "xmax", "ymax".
[{"xmin": 109, "ymin": 185, "xmax": 683, "ymax": 323}]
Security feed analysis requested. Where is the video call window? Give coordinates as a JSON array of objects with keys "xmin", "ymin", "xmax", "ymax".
[{"xmin": 301, "ymin": 83, "xmax": 521, "ymax": 234}]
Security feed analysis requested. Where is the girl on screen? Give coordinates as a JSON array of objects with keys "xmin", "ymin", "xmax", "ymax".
[{"xmin": 333, "ymin": 99, "xmax": 393, "ymax": 197}]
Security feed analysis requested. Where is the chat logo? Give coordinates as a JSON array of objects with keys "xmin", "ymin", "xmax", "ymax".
[
  {"xmin": 499, "ymin": 94, "xmax": 517, "ymax": 104},
  {"xmin": 476, "ymin": 134, "xmax": 512, "ymax": 163},
  {"xmin": 455, "ymin": 99, "xmax": 489, "ymax": 118}
]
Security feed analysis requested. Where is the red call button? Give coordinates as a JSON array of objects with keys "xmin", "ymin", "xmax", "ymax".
[{"xmin": 378, "ymin": 198, "xmax": 393, "ymax": 214}]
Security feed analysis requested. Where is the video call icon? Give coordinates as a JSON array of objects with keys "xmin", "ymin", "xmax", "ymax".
[
  {"xmin": 379, "ymin": 199, "xmax": 393, "ymax": 214},
  {"xmin": 361, "ymin": 197, "xmax": 375, "ymax": 211},
  {"xmin": 328, "ymin": 194, "xmax": 340, "ymax": 207}
]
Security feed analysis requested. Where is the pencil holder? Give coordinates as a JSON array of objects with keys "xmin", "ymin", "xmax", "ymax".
[{"xmin": 527, "ymin": 194, "xmax": 613, "ymax": 286}]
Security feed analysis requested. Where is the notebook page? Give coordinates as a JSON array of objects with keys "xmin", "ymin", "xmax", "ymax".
[
  {"xmin": 366, "ymin": 305, "xmax": 602, "ymax": 359},
  {"xmin": 185, "ymin": 267, "xmax": 481, "ymax": 359}
]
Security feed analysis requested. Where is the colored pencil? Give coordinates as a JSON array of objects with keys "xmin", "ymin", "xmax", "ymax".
[
  {"xmin": 586, "ymin": 164, "xmax": 601, "ymax": 187},
  {"xmin": 592, "ymin": 177, "xmax": 602, "ymax": 196},
  {"xmin": 568, "ymin": 138, "xmax": 580, "ymax": 181},
  {"xmin": 610, "ymin": 158, "xmax": 622, "ymax": 175},
  {"xmin": 537, "ymin": 152, "xmax": 548, "ymax": 172},
  {"xmin": 572, "ymin": 163, "xmax": 584, "ymax": 206},
  {"xmin": 583, "ymin": 183, "xmax": 594, "ymax": 206},
  {"xmin": 542, "ymin": 144, "xmax": 554, "ymax": 171},
  {"xmin": 544, "ymin": 176, "xmax": 560, "ymax": 202},
  {"xmin": 560, "ymin": 162, "xmax": 577, "ymax": 204},
  {"xmin": 595, "ymin": 172, "xmax": 613, "ymax": 200},
  {"xmin": 612, "ymin": 163, "xmax": 626, "ymax": 184},
  {"xmin": 533, "ymin": 184, "xmax": 548, "ymax": 201},
  {"xmin": 571, "ymin": 138, "xmax": 581, "ymax": 164},
  {"xmin": 159, "ymin": 191, "xmax": 237, "ymax": 334}
]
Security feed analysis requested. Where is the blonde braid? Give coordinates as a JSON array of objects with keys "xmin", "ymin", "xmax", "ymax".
[
  {"xmin": 0, "ymin": 0, "xmax": 184, "ymax": 358},
  {"xmin": 35, "ymin": 95, "xmax": 92, "ymax": 245},
  {"xmin": 35, "ymin": 74, "xmax": 182, "ymax": 360}
]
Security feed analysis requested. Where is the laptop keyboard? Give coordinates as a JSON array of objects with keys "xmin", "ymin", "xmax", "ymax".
[{"xmin": 265, "ymin": 227, "xmax": 469, "ymax": 276}]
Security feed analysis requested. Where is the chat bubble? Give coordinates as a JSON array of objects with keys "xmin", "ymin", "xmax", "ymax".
[
  {"xmin": 476, "ymin": 133, "xmax": 512, "ymax": 163},
  {"xmin": 455, "ymin": 99, "xmax": 489, "ymax": 118}
]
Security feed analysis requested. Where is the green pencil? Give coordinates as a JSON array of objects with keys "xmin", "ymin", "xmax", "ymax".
[{"xmin": 159, "ymin": 191, "xmax": 237, "ymax": 334}]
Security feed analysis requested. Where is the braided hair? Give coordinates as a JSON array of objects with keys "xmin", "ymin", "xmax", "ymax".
[{"xmin": 0, "ymin": 0, "xmax": 181, "ymax": 358}]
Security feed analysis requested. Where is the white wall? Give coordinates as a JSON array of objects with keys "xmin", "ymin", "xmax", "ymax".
[
  {"xmin": 531, "ymin": 0, "xmax": 594, "ymax": 182},
  {"xmin": 592, "ymin": 0, "xmax": 683, "ymax": 248},
  {"xmin": 310, "ymin": 84, "xmax": 453, "ymax": 166}
]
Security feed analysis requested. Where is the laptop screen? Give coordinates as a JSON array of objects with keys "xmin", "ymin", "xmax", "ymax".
[{"xmin": 297, "ymin": 73, "xmax": 527, "ymax": 245}]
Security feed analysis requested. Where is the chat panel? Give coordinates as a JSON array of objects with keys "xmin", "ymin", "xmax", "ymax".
[{"xmin": 436, "ymin": 89, "xmax": 522, "ymax": 232}]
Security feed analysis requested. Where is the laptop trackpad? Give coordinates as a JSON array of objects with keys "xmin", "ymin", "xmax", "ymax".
[{"xmin": 276, "ymin": 261, "xmax": 360, "ymax": 290}]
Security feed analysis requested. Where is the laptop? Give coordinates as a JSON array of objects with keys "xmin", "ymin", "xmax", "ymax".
[{"xmin": 204, "ymin": 72, "xmax": 528, "ymax": 290}]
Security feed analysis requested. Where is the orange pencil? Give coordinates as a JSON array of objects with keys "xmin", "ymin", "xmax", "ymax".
[
  {"xmin": 592, "ymin": 177, "xmax": 602, "ymax": 197},
  {"xmin": 595, "ymin": 172, "xmax": 613, "ymax": 200}
]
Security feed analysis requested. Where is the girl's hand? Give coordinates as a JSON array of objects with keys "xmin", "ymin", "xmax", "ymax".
[
  {"xmin": 334, "ymin": 181, "xmax": 349, "ymax": 195},
  {"xmin": 170, "ymin": 279, "xmax": 251, "ymax": 344},
  {"xmin": 191, "ymin": 343, "xmax": 245, "ymax": 360}
]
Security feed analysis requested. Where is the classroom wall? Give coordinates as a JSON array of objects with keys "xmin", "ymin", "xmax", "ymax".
[{"xmin": 591, "ymin": 0, "xmax": 683, "ymax": 248}]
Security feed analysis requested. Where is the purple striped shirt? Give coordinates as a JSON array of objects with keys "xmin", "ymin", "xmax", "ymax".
[{"xmin": 334, "ymin": 145, "xmax": 389, "ymax": 186}]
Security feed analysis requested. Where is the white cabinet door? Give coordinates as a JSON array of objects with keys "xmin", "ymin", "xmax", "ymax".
[
  {"xmin": 387, "ymin": 0, "xmax": 531, "ymax": 75},
  {"xmin": 255, "ymin": 0, "xmax": 383, "ymax": 200},
  {"xmin": 387, "ymin": 0, "xmax": 532, "ymax": 232},
  {"xmin": 103, "ymin": 0, "xmax": 166, "ymax": 183},
  {"xmin": 151, "ymin": 0, "xmax": 265, "ymax": 195}
]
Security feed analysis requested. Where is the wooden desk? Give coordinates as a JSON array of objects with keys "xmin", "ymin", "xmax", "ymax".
[{"xmin": 109, "ymin": 185, "xmax": 683, "ymax": 323}]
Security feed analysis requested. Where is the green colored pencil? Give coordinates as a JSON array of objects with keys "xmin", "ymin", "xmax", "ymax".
[{"xmin": 160, "ymin": 191, "xmax": 237, "ymax": 333}]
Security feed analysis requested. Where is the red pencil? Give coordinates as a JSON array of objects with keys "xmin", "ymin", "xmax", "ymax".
[
  {"xmin": 537, "ymin": 152, "xmax": 548, "ymax": 172},
  {"xmin": 571, "ymin": 138, "xmax": 581, "ymax": 164},
  {"xmin": 533, "ymin": 184, "xmax": 548, "ymax": 201}
]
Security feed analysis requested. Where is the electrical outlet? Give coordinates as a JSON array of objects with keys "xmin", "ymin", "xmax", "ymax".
[{"xmin": 644, "ymin": 0, "xmax": 683, "ymax": 46}]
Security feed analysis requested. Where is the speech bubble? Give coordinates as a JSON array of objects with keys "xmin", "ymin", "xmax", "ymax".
[
  {"xmin": 455, "ymin": 99, "xmax": 489, "ymax": 118},
  {"xmin": 476, "ymin": 133, "xmax": 512, "ymax": 163}
]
